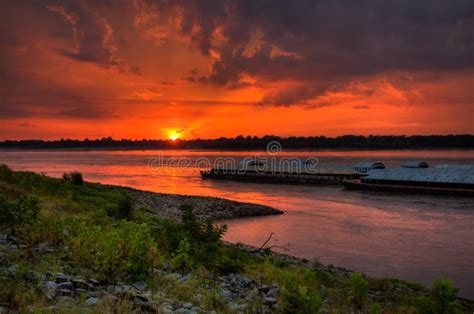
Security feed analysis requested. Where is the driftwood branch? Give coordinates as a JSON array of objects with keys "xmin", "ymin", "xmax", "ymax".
[{"xmin": 250, "ymin": 232, "xmax": 292, "ymax": 253}]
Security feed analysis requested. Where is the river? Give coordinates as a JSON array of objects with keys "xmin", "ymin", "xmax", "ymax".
[{"xmin": 0, "ymin": 149, "xmax": 473, "ymax": 298}]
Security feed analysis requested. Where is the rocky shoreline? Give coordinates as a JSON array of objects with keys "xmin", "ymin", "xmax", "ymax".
[
  {"xmin": 127, "ymin": 188, "xmax": 284, "ymax": 221},
  {"xmin": 0, "ymin": 235, "xmax": 280, "ymax": 313}
]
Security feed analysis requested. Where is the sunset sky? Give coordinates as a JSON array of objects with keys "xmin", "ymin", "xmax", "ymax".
[{"xmin": 1, "ymin": 0, "xmax": 473, "ymax": 140}]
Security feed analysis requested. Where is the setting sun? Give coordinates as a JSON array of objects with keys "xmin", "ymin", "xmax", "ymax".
[{"xmin": 167, "ymin": 129, "xmax": 182, "ymax": 141}]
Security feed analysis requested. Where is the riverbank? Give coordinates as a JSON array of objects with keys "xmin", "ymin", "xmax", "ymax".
[
  {"xmin": 0, "ymin": 165, "xmax": 472, "ymax": 313},
  {"xmin": 128, "ymin": 189, "xmax": 283, "ymax": 221}
]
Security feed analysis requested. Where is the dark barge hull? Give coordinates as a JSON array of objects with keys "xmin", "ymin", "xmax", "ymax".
[
  {"xmin": 344, "ymin": 180, "xmax": 474, "ymax": 197},
  {"xmin": 201, "ymin": 171, "xmax": 358, "ymax": 186}
]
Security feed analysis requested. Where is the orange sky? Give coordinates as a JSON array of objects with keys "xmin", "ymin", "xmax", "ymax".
[{"xmin": 1, "ymin": 1, "xmax": 473, "ymax": 140}]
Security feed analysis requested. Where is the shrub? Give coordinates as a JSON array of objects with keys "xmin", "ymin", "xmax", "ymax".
[
  {"xmin": 68, "ymin": 221, "xmax": 102, "ymax": 266},
  {"xmin": 118, "ymin": 221, "xmax": 158, "ymax": 276},
  {"xmin": 0, "ymin": 164, "xmax": 14, "ymax": 182},
  {"xmin": 176, "ymin": 203, "xmax": 229, "ymax": 272},
  {"xmin": 369, "ymin": 302, "xmax": 382, "ymax": 314},
  {"xmin": 431, "ymin": 279, "xmax": 459, "ymax": 314},
  {"xmin": 280, "ymin": 272, "xmax": 322, "ymax": 314},
  {"xmin": 62, "ymin": 171, "xmax": 84, "ymax": 185},
  {"xmin": 96, "ymin": 229, "xmax": 122, "ymax": 279},
  {"xmin": 114, "ymin": 193, "xmax": 134, "ymax": 220},
  {"xmin": 68, "ymin": 221, "xmax": 158, "ymax": 279},
  {"xmin": 171, "ymin": 237, "xmax": 194, "ymax": 272},
  {"xmin": 16, "ymin": 213, "xmax": 64, "ymax": 246},
  {"xmin": 0, "ymin": 194, "xmax": 40, "ymax": 235},
  {"xmin": 349, "ymin": 273, "xmax": 369, "ymax": 311}
]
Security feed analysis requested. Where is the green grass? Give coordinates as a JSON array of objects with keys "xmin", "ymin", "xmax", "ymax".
[{"xmin": 0, "ymin": 165, "xmax": 472, "ymax": 313}]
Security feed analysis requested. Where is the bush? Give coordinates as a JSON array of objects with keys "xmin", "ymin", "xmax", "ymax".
[
  {"xmin": 68, "ymin": 220, "xmax": 158, "ymax": 279},
  {"xmin": 113, "ymin": 193, "xmax": 134, "ymax": 220},
  {"xmin": 16, "ymin": 213, "xmax": 64, "ymax": 246},
  {"xmin": 0, "ymin": 164, "xmax": 14, "ymax": 182},
  {"xmin": 171, "ymin": 237, "xmax": 194, "ymax": 272},
  {"xmin": 349, "ymin": 273, "xmax": 369, "ymax": 311},
  {"xmin": 431, "ymin": 279, "xmax": 459, "ymax": 314},
  {"xmin": 0, "ymin": 194, "xmax": 40, "ymax": 235},
  {"xmin": 280, "ymin": 272, "xmax": 322, "ymax": 314},
  {"xmin": 176, "ymin": 203, "xmax": 229, "ymax": 272},
  {"xmin": 62, "ymin": 171, "xmax": 84, "ymax": 185}
]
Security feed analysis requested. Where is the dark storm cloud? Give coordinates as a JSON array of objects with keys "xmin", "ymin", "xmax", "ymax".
[
  {"xmin": 152, "ymin": 0, "xmax": 474, "ymax": 105},
  {"xmin": 47, "ymin": 2, "xmax": 119, "ymax": 66}
]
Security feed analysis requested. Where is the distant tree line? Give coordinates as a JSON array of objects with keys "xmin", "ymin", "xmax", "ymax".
[{"xmin": 0, "ymin": 135, "xmax": 473, "ymax": 150}]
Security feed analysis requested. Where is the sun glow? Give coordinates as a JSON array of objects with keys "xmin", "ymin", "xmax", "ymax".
[{"xmin": 167, "ymin": 129, "xmax": 182, "ymax": 141}]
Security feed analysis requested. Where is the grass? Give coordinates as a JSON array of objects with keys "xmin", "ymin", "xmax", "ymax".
[{"xmin": 0, "ymin": 165, "xmax": 472, "ymax": 313}]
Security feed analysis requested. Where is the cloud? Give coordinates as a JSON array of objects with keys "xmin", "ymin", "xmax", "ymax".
[
  {"xmin": 133, "ymin": 88, "xmax": 162, "ymax": 101},
  {"xmin": 145, "ymin": 0, "xmax": 474, "ymax": 106},
  {"xmin": 353, "ymin": 105, "xmax": 370, "ymax": 110},
  {"xmin": 47, "ymin": 2, "xmax": 140, "ymax": 74}
]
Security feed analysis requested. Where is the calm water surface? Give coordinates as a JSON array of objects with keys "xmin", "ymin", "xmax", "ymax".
[{"xmin": 0, "ymin": 149, "xmax": 473, "ymax": 298}]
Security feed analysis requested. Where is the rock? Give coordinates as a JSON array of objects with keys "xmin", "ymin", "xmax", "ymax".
[
  {"xmin": 162, "ymin": 261, "xmax": 171, "ymax": 271},
  {"xmin": 263, "ymin": 296, "xmax": 277, "ymax": 305},
  {"xmin": 46, "ymin": 281, "xmax": 58, "ymax": 289},
  {"xmin": 35, "ymin": 242, "xmax": 49, "ymax": 253},
  {"xmin": 161, "ymin": 303, "xmax": 174, "ymax": 313},
  {"xmin": 72, "ymin": 279, "xmax": 90, "ymax": 290},
  {"xmin": 85, "ymin": 297, "xmax": 98, "ymax": 306},
  {"xmin": 59, "ymin": 289, "xmax": 73, "ymax": 296},
  {"xmin": 87, "ymin": 291, "xmax": 97, "ymax": 298},
  {"xmin": 88, "ymin": 279, "xmax": 100, "ymax": 286},
  {"xmin": 75, "ymin": 288, "xmax": 87, "ymax": 295},
  {"xmin": 44, "ymin": 281, "xmax": 58, "ymax": 300},
  {"xmin": 56, "ymin": 296, "xmax": 74, "ymax": 306},
  {"xmin": 220, "ymin": 288, "xmax": 234, "ymax": 301},
  {"xmin": 179, "ymin": 273, "xmax": 193, "ymax": 283},
  {"xmin": 43, "ymin": 271, "xmax": 53, "ymax": 281},
  {"xmin": 55, "ymin": 273, "xmax": 69, "ymax": 283},
  {"xmin": 132, "ymin": 281, "xmax": 147, "ymax": 292},
  {"xmin": 102, "ymin": 292, "xmax": 119, "ymax": 303},
  {"xmin": 107, "ymin": 285, "xmax": 121, "ymax": 295},
  {"xmin": 134, "ymin": 294, "xmax": 149, "ymax": 303},
  {"xmin": 182, "ymin": 302, "xmax": 193, "ymax": 309},
  {"xmin": 267, "ymin": 288, "xmax": 279, "ymax": 298},
  {"xmin": 228, "ymin": 273, "xmax": 252, "ymax": 287},
  {"xmin": 134, "ymin": 296, "xmax": 157, "ymax": 312},
  {"xmin": 228, "ymin": 302, "xmax": 246, "ymax": 311},
  {"xmin": 7, "ymin": 265, "xmax": 16, "ymax": 276},
  {"xmin": 175, "ymin": 308, "xmax": 196, "ymax": 314},
  {"xmin": 166, "ymin": 272, "xmax": 182, "ymax": 280},
  {"xmin": 25, "ymin": 270, "xmax": 36, "ymax": 281},
  {"xmin": 259, "ymin": 284, "xmax": 270, "ymax": 293},
  {"xmin": 237, "ymin": 275, "xmax": 252, "ymax": 287},
  {"xmin": 58, "ymin": 281, "xmax": 73, "ymax": 290}
]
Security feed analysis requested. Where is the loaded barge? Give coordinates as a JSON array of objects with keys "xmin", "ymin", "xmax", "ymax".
[
  {"xmin": 344, "ymin": 164, "xmax": 474, "ymax": 197},
  {"xmin": 200, "ymin": 159, "xmax": 360, "ymax": 185},
  {"xmin": 201, "ymin": 159, "xmax": 474, "ymax": 196}
]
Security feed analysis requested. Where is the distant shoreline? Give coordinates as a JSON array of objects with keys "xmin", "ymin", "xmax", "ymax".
[
  {"xmin": 1, "ymin": 147, "xmax": 474, "ymax": 152},
  {"xmin": 1, "ymin": 135, "xmax": 473, "ymax": 151}
]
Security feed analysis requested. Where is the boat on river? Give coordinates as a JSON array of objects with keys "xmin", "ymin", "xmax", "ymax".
[
  {"xmin": 344, "ymin": 164, "xmax": 474, "ymax": 197},
  {"xmin": 200, "ymin": 158, "xmax": 360, "ymax": 185}
]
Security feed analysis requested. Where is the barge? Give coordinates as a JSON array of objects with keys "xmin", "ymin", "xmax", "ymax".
[
  {"xmin": 200, "ymin": 159, "xmax": 360, "ymax": 185},
  {"xmin": 344, "ymin": 164, "xmax": 474, "ymax": 197}
]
